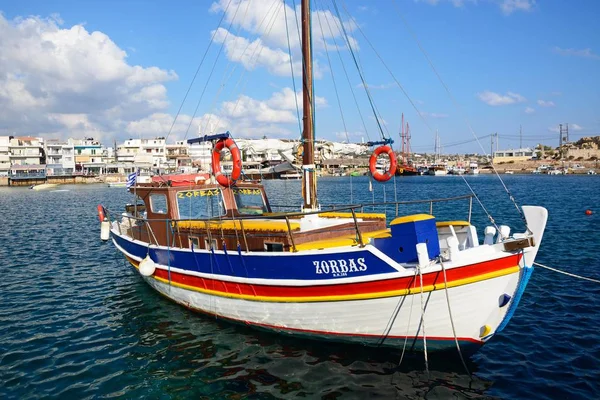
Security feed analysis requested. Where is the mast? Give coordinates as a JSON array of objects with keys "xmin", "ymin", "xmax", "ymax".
[
  {"xmin": 406, "ymin": 122, "xmax": 411, "ymax": 166},
  {"xmin": 401, "ymin": 113, "xmax": 405, "ymax": 165},
  {"xmin": 301, "ymin": 0, "xmax": 318, "ymax": 210}
]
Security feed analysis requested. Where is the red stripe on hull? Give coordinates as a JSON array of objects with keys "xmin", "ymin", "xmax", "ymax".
[{"xmin": 130, "ymin": 254, "xmax": 521, "ymax": 298}]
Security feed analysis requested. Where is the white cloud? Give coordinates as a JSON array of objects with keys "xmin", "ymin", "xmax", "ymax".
[
  {"xmin": 0, "ymin": 13, "xmax": 177, "ymax": 141},
  {"xmin": 210, "ymin": 0, "xmax": 357, "ymax": 53},
  {"xmin": 553, "ymin": 46, "xmax": 600, "ymax": 60},
  {"xmin": 537, "ymin": 99, "xmax": 555, "ymax": 107},
  {"xmin": 477, "ymin": 90, "xmax": 526, "ymax": 106},
  {"xmin": 499, "ymin": 0, "xmax": 536, "ymax": 15},
  {"xmin": 524, "ymin": 107, "xmax": 535, "ymax": 114},
  {"xmin": 571, "ymin": 123, "xmax": 583, "ymax": 131}
]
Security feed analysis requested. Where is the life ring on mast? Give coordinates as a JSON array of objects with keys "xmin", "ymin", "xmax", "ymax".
[
  {"xmin": 369, "ymin": 146, "xmax": 397, "ymax": 182},
  {"xmin": 212, "ymin": 138, "xmax": 242, "ymax": 187}
]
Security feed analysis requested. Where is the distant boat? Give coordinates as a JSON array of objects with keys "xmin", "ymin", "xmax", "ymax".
[
  {"xmin": 107, "ymin": 182, "xmax": 127, "ymax": 188},
  {"xmin": 30, "ymin": 183, "xmax": 59, "ymax": 190},
  {"xmin": 505, "ymin": 171, "xmax": 514, "ymax": 175},
  {"xmin": 279, "ymin": 172, "xmax": 302, "ymax": 180},
  {"xmin": 587, "ymin": 170, "xmax": 597, "ymax": 175},
  {"xmin": 427, "ymin": 165, "xmax": 448, "ymax": 176},
  {"xmin": 396, "ymin": 115, "xmax": 419, "ymax": 176},
  {"xmin": 449, "ymin": 166, "xmax": 466, "ymax": 175},
  {"xmin": 467, "ymin": 162, "xmax": 479, "ymax": 175}
]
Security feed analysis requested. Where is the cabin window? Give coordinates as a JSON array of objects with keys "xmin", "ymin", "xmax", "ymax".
[
  {"xmin": 264, "ymin": 242, "xmax": 284, "ymax": 252},
  {"xmin": 177, "ymin": 189, "xmax": 225, "ymax": 219},
  {"xmin": 205, "ymin": 238, "xmax": 218, "ymax": 250},
  {"xmin": 149, "ymin": 194, "xmax": 168, "ymax": 214},
  {"xmin": 233, "ymin": 188, "xmax": 268, "ymax": 215},
  {"xmin": 189, "ymin": 237, "xmax": 200, "ymax": 249}
]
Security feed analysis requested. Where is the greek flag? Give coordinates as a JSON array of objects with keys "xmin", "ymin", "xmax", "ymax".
[{"xmin": 126, "ymin": 171, "xmax": 138, "ymax": 189}]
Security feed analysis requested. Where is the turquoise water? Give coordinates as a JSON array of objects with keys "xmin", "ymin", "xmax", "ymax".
[{"xmin": 1, "ymin": 175, "xmax": 599, "ymax": 399}]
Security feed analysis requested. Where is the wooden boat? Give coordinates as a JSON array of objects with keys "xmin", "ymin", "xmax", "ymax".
[
  {"xmin": 101, "ymin": 0, "xmax": 548, "ymax": 354},
  {"xmin": 396, "ymin": 115, "xmax": 419, "ymax": 176}
]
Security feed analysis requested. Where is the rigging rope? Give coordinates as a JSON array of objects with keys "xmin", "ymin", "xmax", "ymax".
[
  {"xmin": 314, "ymin": 0, "xmax": 354, "ymax": 202},
  {"xmin": 182, "ymin": 0, "xmax": 245, "ymax": 140},
  {"xmin": 439, "ymin": 257, "xmax": 471, "ymax": 376},
  {"xmin": 164, "ymin": 0, "xmax": 234, "ymax": 143},
  {"xmin": 320, "ymin": 1, "xmax": 371, "ymax": 142},
  {"xmin": 417, "ymin": 263, "xmax": 429, "ymax": 375},
  {"xmin": 390, "ymin": 0, "xmax": 529, "ymax": 230},
  {"xmin": 534, "ymin": 262, "xmax": 600, "ymax": 284},
  {"xmin": 331, "ymin": 0, "xmax": 388, "ymax": 142},
  {"xmin": 200, "ymin": 0, "xmax": 253, "ymax": 136},
  {"xmin": 283, "ymin": 0, "xmax": 303, "ymax": 137}
]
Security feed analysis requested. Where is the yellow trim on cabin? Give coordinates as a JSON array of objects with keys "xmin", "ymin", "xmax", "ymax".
[
  {"xmin": 175, "ymin": 219, "xmax": 300, "ymax": 232},
  {"xmin": 134, "ymin": 261, "xmax": 520, "ymax": 303},
  {"xmin": 390, "ymin": 214, "xmax": 434, "ymax": 225},
  {"xmin": 436, "ymin": 221, "xmax": 471, "ymax": 228},
  {"xmin": 318, "ymin": 212, "xmax": 386, "ymax": 220},
  {"xmin": 293, "ymin": 229, "xmax": 391, "ymax": 251}
]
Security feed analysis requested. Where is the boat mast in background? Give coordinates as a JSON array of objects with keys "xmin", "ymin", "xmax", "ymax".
[{"xmin": 301, "ymin": 0, "xmax": 318, "ymax": 210}]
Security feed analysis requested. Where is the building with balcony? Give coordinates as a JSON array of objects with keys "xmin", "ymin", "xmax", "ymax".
[
  {"xmin": 0, "ymin": 136, "xmax": 10, "ymax": 176},
  {"xmin": 45, "ymin": 139, "xmax": 75, "ymax": 176},
  {"xmin": 9, "ymin": 136, "xmax": 45, "ymax": 167},
  {"xmin": 166, "ymin": 141, "xmax": 192, "ymax": 173}
]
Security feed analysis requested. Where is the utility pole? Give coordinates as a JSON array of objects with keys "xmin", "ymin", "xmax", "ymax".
[
  {"xmin": 519, "ymin": 125, "xmax": 522, "ymax": 149},
  {"xmin": 558, "ymin": 124, "xmax": 563, "ymax": 148}
]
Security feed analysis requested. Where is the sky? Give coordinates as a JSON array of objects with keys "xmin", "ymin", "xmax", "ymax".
[{"xmin": 0, "ymin": 0, "xmax": 598, "ymax": 154}]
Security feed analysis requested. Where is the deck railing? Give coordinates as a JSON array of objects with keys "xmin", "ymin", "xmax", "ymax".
[{"xmin": 106, "ymin": 194, "xmax": 474, "ymax": 253}]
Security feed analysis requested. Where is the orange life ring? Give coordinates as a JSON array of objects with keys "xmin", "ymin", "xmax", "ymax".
[
  {"xmin": 212, "ymin": 138, "xmax": 242, "ymax": 187},
  {"xmin": 369, "ymin": 146, "xmax": 397, "ymax": 182},
  {"xmin": 97, "ymin": 204, "xmax": 106, "ymax": 222}
]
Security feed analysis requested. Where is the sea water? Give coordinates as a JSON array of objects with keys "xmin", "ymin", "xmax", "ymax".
[{"xmin": 1, "ymin": 175, "xmax": 599, "ymax": 399}]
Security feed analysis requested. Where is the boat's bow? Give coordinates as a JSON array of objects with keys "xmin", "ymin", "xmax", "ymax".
[{"xmin": 521, "ymin": 205, "xmax": 548, "ymax": 266}]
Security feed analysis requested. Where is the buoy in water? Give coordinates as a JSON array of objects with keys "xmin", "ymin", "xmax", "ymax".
[
  {"xmin": 139, "ymin": 256, "xmax": 156, "ymax": 277},
  {"xmin": 585, "ymin": 209, "xmax": 593, "ymax": 215}
]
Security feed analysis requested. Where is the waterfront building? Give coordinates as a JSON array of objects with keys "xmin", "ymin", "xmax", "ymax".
[
  {"xmin": 166, "ymin": 141, "xmax": 193, "ymax": 173},
  {"xmin": 45, "ymin": 139, "xmax": 75, "ymax": 176},
  {"xmin": 116, "ymin": 137, "xmax": 167, "ymax": 173},
  {"xmin": 9, "ymin": 136, "xmax": 45, "ymax": 166},
  {"xmin": 493, "ymin": 148, "xmax": 534, "ymax": 163},
  {"xmin": 0, "ymin": 136, "xmax": 10, "ymax": 176},
  {"xmin": 72, "ymin": 138, "xmax": 105, "ymax": 174}
]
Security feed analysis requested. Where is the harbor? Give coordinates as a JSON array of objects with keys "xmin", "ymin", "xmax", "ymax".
[{"xmin": 1, "ymin": 176, "xmax": 599, "ymax": 398}]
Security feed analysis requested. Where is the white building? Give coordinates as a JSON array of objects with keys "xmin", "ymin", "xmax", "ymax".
[
  {"xmin": 10, "ymin": 136, "xmax": 44, "ymax": 166},
  {"xmin": 45, "ymin": 139, "xmax": 75, "ymax": 176},
  {"xmin": 0, "ymin": 136, "xmax": 10, "ymax": 176},
  {"xmin": 116, "ymin": 137, "xmax": 167, "ymax": 172}
]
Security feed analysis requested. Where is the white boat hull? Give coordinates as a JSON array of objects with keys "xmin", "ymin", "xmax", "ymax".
[{"xmin": 142, "ymin": 269, "xmax": 520, "ymax": 349}]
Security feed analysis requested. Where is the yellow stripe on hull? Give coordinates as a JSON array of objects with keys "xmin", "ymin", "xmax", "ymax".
[{"xmin": 127, "ymin": 256, "xmax": 519, "ymax": 303}]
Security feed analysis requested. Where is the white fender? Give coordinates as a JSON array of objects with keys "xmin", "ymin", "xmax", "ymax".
[
  {"xmin": 100, "ymin": 220, "xmax": 110, "ymax": 241},
  {"xmin": 139, "ymin": 256, "xmax": 156, "ymax": 277}
]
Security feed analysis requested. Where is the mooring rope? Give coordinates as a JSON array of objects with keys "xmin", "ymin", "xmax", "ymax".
[
  {"xmin": 417, "ymin": 264, "xmax": 429, "ymax": 375},
  {"xmin": 534, "ymin": 262, "xmax": 600, "ymax": 284},
  {"xmin": 439, "ymin": 258, "xmax": 471, "ymax": 376}
]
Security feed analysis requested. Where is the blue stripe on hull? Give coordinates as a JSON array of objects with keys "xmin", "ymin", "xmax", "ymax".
[{"xmin": 112, "ymin": 232, "xmax": 398, "ymax": 281}]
